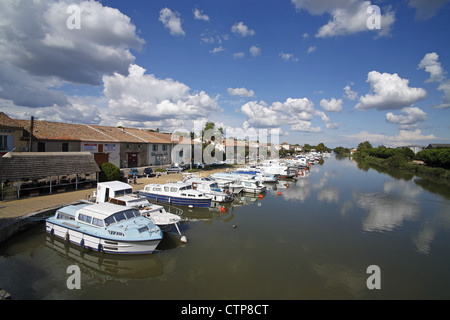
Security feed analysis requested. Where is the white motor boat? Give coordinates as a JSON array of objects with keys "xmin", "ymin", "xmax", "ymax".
[
  {"xmin": 95, "ymin": 181, "xmax": 182, "ymax": 233},
  {"xmin": 46, "ymin": 202, "xmax": 163, "ymax": 254}
]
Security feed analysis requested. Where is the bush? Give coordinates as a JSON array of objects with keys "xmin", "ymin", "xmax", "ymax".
[
  {"xmin": 99, "ymin": 162, "xmax": 121, "ymax": 182},
  {"xmin": 416, "ymin": 149, "xmax": 450, "ymax": 169}
]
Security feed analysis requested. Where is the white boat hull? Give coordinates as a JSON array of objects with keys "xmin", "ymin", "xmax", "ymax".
[{"xmin": 46, "ymin": 222, "xmax": 160, "ymax": 254}]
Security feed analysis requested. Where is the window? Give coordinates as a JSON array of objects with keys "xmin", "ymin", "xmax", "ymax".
[
  {"xmin": 0, "ymin": 136, "xmax": 9, "ymax": 151},
  {"xmin": 78, "ymin": 214, "xmax": 92, "ymax": 224},
  {"xmin": 164, "ymin": 187, "xmax": 169, "ymax": 192},
  {"xmin": 113, "ymin": 212, "xmax": 126, "ymax": 222},
  {"xmin": 38, "ymin": 142, "xmax": 45, "ymax": 152},
  {"xmin": 170, "ymin": 187, "xmax": 178, "ymax": 192},
  {"xmin": 62, "ymin": 142, "xmax": 69, "ymax": 152},
  {"xmin": 137, "ymin": 144, "xmax": 141, "ymax": 149},
  {"xmin": 92, "ymin": 218, "xmax": 105, "ymax": 227},
  {"xmin": 153, "ymin": 144, "xmax": 158, "ymax": 151},
  {"xmin": 104, "ymin": 216, "xmax": 115, "ymax": 226},
  {"xmin": 162, "ymin": 145, "xmax": 167, "ymax": 151}
]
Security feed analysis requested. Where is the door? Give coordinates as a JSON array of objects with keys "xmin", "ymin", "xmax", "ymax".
[{"xmin": 128, "ymin": 153, "xmax": 138, "ymax": 167}]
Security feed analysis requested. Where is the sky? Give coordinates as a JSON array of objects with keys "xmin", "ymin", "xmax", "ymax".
[{"xmin": 0, "ymin": 0, "xmax": 449, "ymax": 148}]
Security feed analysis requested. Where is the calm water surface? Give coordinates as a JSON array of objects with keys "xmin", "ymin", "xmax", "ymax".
[{"xmin": 1, "ymin": 155, "xmax": 450, "ymax": 299}]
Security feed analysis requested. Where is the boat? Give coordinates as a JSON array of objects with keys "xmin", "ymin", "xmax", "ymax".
[
  {"xmin": 210, "ymin": 172, "xmax": 266, "ymax": 194},
  {"xmin": 256, "ymin": 160, "xmax": 298, "ymax": 179},
  {"xmin": 206, "ymin": 173, "xmax": 244, "ymax": 194},
  {"xmin": 232, "ymin": 167, "xmax": 278, "ymax": 182},
  {"xmin": 45, "ymin": 202, "xmax": 163, "ymax": 254},
  {"xmin": 138, "ymin": 182, "xmax": 212, "ymax": 208},
  {"xmin": 183, "ymin": 177, "xmax": 234, "ymax": 203},
  {"xmin": 95, "ymin": 181, "xmax": 182, "ymax": 233}
]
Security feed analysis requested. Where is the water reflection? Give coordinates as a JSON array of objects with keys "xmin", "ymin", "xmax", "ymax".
[
  {"xmin": 46, "ymin": 236, "xmax": 163, "ymax": 280},
  {"xmin": 354, "ymin": 179, "xmax": 422, "ymax": 233}
]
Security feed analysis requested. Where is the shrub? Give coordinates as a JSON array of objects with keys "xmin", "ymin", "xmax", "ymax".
[
  {"xmin": 99, "ymin": 162, "xmax": 121, "ymax": 182},
  {"xmin": 416, "ymin": 149, "xmax": 450, "ymax": 169}
]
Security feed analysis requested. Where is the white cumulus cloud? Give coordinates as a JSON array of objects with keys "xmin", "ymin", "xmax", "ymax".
[
  {"xmin": 418, "ymin": 52, "xmax": 445, "ymax": 83},
  {"xmin": 250, "ymin": 45, "xmax": 261, "ymax": 57},
  {"xmin": 102, "ymin": 64, "xmax": 220, "ymax": 130},
  {"xmin": 231, "ymin": 21, "xmax": 255, "ymax": 37},
  {"xmin": 159, "ymin": 7, "xmax": 185, "ymax": 36},
  {"xmin": 355, "ymin": 71, "xmax": 427, "ymax": 111},
  {"xmin": 386, "ymin": 106, "xmax": 428, "ymax": 130},
  {"xmin": 320, "ymin": 98, "xmax": 343, "ymax": 112},
  {"xmin": 291, "ymin": 0, "xmax": 395, "ymax": 38},
  {"xmin": 228, "ymin": 88, "xmax": 255, "ymax": 97},
  {"xmin": 193, "ymin": 8, "xmax": 209, "ymax": 21}
]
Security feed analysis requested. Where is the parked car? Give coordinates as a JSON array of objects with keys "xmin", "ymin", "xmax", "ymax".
[
  {"xmin": 129, "ymin": 168, "xmax": 139, "ymax": 177},
  {"xmin": 166, "ymin": 164, "xmax": 185, "ymax": 174},
  {"xmin": 143, "ymin": 167, "xmax": 154, "ymax": 177}
]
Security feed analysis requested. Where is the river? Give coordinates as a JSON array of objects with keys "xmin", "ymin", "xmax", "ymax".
[{"xmin": 1, "ymin": 155, "xmax": 450, "ymax": 300}]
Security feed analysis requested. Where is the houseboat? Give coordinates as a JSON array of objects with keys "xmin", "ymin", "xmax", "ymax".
[
  {"xmin": 183, "ymin": 177, "xmax": 234, "ymax": 202},
  {"xmin": 138, "ymin": 182, "xmax": 212, "ymax": 208},
  {"xmin": 95, "ymin": 181, "xmax": 181, "ymax": 232},
  {"xmin": 46, "ymin": 202, "xmax": 163, "ymax": 254}
]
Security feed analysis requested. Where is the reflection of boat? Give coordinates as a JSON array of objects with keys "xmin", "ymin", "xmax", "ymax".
[
  {"xmin": 183, "ymin": 177, "xmax": 234, "ymax": 203},
  {"xmin": 138, "ymin": 182, "xmax": 212, "ymax": 208},
  {"xmin": 95, "ymin": 181, "xmax": 182, "ymax": 233},
  {"xmin": 45, "ymin": 235, "xmax": 164, "ymax": 280},
  {"xmin": 46, "ymin": 202, "xmax": 163, "ymax": 254}
]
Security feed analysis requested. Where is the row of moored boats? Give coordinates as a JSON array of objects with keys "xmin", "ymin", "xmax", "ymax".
[{"xmin": 45, "ymin": 154, "xmax": 323, "ymax": 255}]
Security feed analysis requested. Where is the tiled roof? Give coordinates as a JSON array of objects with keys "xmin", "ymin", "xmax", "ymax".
[
  {"xmin": 14, "ymin": 119, "xmax": 113, "ymax": 142},
  {"xmin": 0, "ymin": 152, "xmax": 100, "ymax": 180},
  {"xmin": 0, "ymin": 112, "xmax": 23, "ymax": 129}
]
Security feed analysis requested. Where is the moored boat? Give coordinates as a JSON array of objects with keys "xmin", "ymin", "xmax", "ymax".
[
  {"xmin": 138, "ymin": 182, "xmax": 212, "ymax": 208},
  {"xmin": 95, "ymin": 181, "xmax": 182, "ymax": 232},
  {"xmin": 45, "ymin": 202, "xmax": 163, "ymax": 254},
  {"xmin": 183, "ymin": 177, "xmax": 234, "ymax": 203}
]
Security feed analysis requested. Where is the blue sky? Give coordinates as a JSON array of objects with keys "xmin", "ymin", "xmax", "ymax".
[{"xmin": 0, "ymin": 0, "xmax": 449, "ymax": 148}]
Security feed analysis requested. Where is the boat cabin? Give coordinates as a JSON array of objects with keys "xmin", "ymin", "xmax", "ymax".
[{"xmin": 96, "ymin": 181, "xmax": 133, "ymax": 204}]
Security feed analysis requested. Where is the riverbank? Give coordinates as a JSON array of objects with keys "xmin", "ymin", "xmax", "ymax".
[
  {"xmin": 354, "ymin": 155, "xmax": 450, "ymax": 182},
  {"xmin": 0, "ymin": 165, "xmax": 237, "ymax": 244}
]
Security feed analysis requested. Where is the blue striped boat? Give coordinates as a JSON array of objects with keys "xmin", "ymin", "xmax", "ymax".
[{"xmin": 138, "ymin": 183, "xmax": 212, "ymax": 208}]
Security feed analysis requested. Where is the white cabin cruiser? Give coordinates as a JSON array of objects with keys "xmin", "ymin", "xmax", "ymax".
[
  {"xmin": 95, "ymin": 181, "xmax": 182, "ymax": 233},
  {"xmin": 183, "ymin": 177, "xmax": 234, "ymax": 202},
  {"xmin": 46, "ymin": 202, "xmax": 163, "ymax": 254}
]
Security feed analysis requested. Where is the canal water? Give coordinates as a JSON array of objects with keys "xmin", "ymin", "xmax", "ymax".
[{"xmin": 1, "ymin": 155, "xmax": 450, "ymax": 300}]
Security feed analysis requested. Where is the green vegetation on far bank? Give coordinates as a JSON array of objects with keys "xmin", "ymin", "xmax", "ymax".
[{"xmin": 353, "ymin": 141, "xmax": 450, "ymax": 181}]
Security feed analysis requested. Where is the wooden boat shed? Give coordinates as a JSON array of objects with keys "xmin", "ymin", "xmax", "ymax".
[{"xmin": 0, "ymin": 151, "xmax": 100, "ymax": 200}]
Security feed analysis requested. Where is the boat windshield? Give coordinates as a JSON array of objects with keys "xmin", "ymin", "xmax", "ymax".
[
  {"xmin": 115, "ymin": 188, "xmax": 133, "ymax": 196},
  {"xmin": 104, "ymin": 209, "xmax": 139, "ymax": 226}
]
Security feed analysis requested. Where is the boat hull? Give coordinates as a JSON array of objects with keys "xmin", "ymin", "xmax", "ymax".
[
  {"xmin": 46, "ymin": 221, "xmax": 161, "ymax": 255},
  {"xmin": 138, "ymin": 191, "xmax": 211, "ymax": 208}
]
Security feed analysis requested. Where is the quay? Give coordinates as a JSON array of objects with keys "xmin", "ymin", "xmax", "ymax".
[{"xmin": 0, "ymin": 167, "xmax": 233, "ymax": 244}]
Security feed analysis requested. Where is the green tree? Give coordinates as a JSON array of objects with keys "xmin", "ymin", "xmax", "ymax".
[
  {"xmin": 357, "ymin": 141, "xmax": 373, "ymax": 151},
  {"xmin": 99, "ymin": 162, "xmax": 121, "ymax": 182}
]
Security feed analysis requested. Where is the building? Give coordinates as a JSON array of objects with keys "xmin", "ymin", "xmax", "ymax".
[
  {"xmin": 398, "ymin": 145, "xmax": 425, "ymax": 154},
  {"xmin": 426, "ymin": 144, "xmax": 450, "ymax": 149},
  {"xmin": 0, "ymin": 112, "xmax": 29, "ymax": 155},
  {"xmin": 0, "ymin": 113, "xmax": 175, "ymax": 168}
]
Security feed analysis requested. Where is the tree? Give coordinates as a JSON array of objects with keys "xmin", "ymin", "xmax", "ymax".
[
  {"xmin": 357, "ymin": 141, "xmax": 373, "ymax": 151},
  {"xmin": 99, "ymin": 162, "xmax": 121, "ymax": 182}
]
